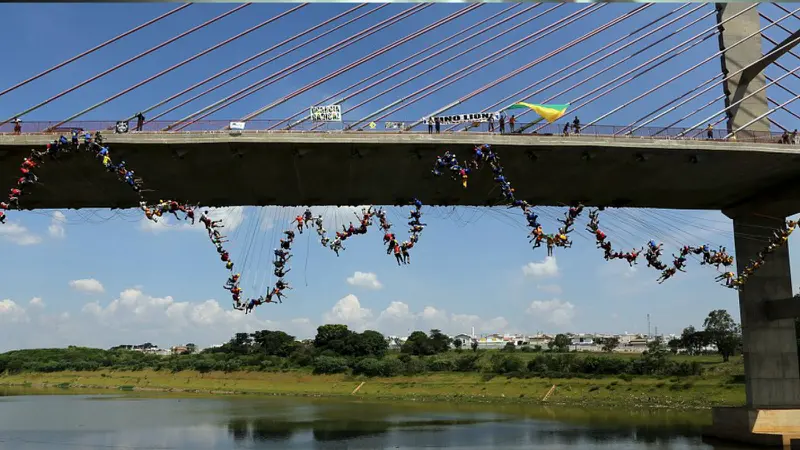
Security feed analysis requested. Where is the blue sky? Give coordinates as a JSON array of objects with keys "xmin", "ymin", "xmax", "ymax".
[{"xmin": 1, "ymin": 3, "xmax": 799, "ymax": 351}]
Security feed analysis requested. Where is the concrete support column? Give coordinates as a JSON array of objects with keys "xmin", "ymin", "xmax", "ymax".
[
  {"xmin": 732, "ymin": 212, "xmax": 800, "ymax": 408},
  {"xmin": 715, "ymin": 3, "xmax": 770, "ymax": 138}
]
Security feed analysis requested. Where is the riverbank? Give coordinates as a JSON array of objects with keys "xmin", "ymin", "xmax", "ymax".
[{"xmin": 0, "ymin": 369, "xmax": 745, "ymax": 409}]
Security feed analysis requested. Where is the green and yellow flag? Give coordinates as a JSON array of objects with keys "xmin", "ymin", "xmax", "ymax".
[{"xmin": 507, "ymin": 102, "xmax": 569, "ymax": 123}]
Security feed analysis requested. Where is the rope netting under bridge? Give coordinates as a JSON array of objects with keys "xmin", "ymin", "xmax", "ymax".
[
  {"xmin": 0, "ymin": 3, "xmax": 797, "ymax": 139},
  {"xmin": 1, "ymin": 134, "xmax": 796, "ymax": 315}
]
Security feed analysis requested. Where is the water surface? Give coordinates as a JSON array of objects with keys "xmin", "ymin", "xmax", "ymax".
[{"xmin": 0, "ymin": 388, "xmax": 752, "ymax": 449}]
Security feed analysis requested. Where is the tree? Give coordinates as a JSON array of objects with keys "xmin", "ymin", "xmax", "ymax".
[
  {"xmin": 252, "ymin": 330, "xmax": 297, "ymax": 357},
  {"xmin": 548, "ymin": 334, "xmax": 571, "ymax": 352},
  {"xmin": 453, "ymin": 339, "xmax": 463, "ymax": 350},
  {"xmin": 601, "ymin": 337, "xmax": 619, "ymax": 353},
  {"xmin": 185, "ymin": 343, "xmax": 197, "ymax": 354},
  {"xmin": 428, "ymin": 329, "xmax": 452, "ymax": 353},
  {"xmin": 667, "ymin": 338, "xmax": 681, "ymax": 354},
  {"xmin": 703, "ymin": 309, "xmax": 741, "ymax": 362},
  {"xmin": 347, "ymin": 330, "xmax": 389, "ymax": 358},
  {"xmin": 402, "ymin": 331, "xmax": 435, "ymax": 356},
  {"xmin": 502, "ymin": 342, "xmax": 516, "ymax": 352},
  {"xmin": 314, "ymin": 324, "xmax": 353, "ymax": 354},
  {"xmin": 470, "ymin": 340, "xmax": 478, "ymax": 352}
]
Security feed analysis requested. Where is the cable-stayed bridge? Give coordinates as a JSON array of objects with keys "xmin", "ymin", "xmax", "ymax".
[{"xmin": 0, "ymin": 3, "xmax": 800, "ymax": 445}]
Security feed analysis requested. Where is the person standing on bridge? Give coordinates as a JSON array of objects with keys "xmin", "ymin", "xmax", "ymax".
[
  {"xmin": 509, "ymin": 115, "xmax": 516, "ymax": 133},
  {"xmin": 434, "ymin": 117, "xmax": 441, "ymax": 134},
  {"xmin": 135, "ymin": 112, "xmax": 145, "ymax": 132},
  {"xmin": 427, "ymin": 117, "xmax": 434, "ymax": 134},
  {"xmin": 562, "ymin": 123, "xmax": 569, "ymax": 137},
  {"xmin": 12, "ymin": 118, "xmax": 21, "ymax": 135},
  {"xmin": 499, "ymin": 115, "xmax": 505, "ymax": 134},
  {"xmin": 792, "ymin": 129, "xmax": 798, "ymax": 144},
  {"xmin": 572, "ymin": 117, "xmax": 581, "ymax": 135},
  {"xmin": 487, "ymin": 116, "xmax": 494, "ymax": 133},
  {"xmin": 706, "ymin": 124, "xmax": 713, "ymax": 140}
]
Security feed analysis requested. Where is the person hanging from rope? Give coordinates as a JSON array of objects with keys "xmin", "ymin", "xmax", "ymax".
[
  {"xmin": 554, "ymin": 230, "xmax": 572, "ymax": 249},
  {"xmin": 274, "ymin": 266, "xmax": 290, "ymax": 278},
  {"xmin": 273, "ymin": 257, "xmax": 287, "ymax": 271},
  {"xmin": 331, "ymin": 237, "xmax": 344, "ymax": 256},
  {"xmin": 280, "ymin": 238, "xmax": 292, "ymax": 250},
  {"xmin": 392, "ymin": 241, "xmax": 403, "ymax": 265},
  {"xmin": 276, "ymin": 279, "xmax": 291, "ymax": 291},
  {"xmin": 303, "ymin": 208, "xmax": 313, "ymax": 227},
  {"xmin": 293, "ymin": 214, "xmax": 304, "ymax": 233},
  {"xmin": 284, "ymin": 229, "xmax": 295, "ymax": 242},
  {"xmin": 225, "ymin": 273, "xmax": 240, "ymax": 290},
  {"xmin": 7, "ymin": 188, "xmax": 21, "ymax": 209},
  {"xmin": 383, "ymin": 231, "xmax": 395, "ymax": 245},
  {"xmin": 0, "ymin": 210, "xmax": 6, "ymax": 224},
  {"xmin": 525, "ymin": 210, "xmax": 540, "ymax": 228},
  {"xmin": 545, "ymin": 234, "xmax": 555, "ymax": 257},
  {"xmin": 593, "ymin": 229, "xmax": 607, "ymax": 246},
  {"xmin": 600, "ymin": 241, "xmax": 614, "ymax": 260},
  {"xmin": 409, "ymin": 224, "xmax": 425, "ymax": 235},
  {"xmin": 623, "ymin": 248, "xmax": 642, "ymax": 266},
  {"xmin": 673, "ymin": 253, "xmax": 688, "ymax": 272},
  {"xmin": 272, "ymin": 286, "xmax": 287, "ymax": 303},
  {"xmin": 715, "ymin": 271, "xmax": 738, "ymax": 288},
  {"xmin": 226, "ymin": 260, "xmax": 234, "ymax": 271},
  {"xmin": 274, "ymin": 248, "xmax": 291, "ymax": 263},
  {"xmin": 401, "ymin": 240, "xmax": 413, "ymax": 264},
  {"xmin": 220, "ymin": 250, "xmax": 230, "ymax": 263},
  {"xmin": 244, "ymin": 297, "xmax": 257, "ymax": 314},
  {"xmin": 657, "ymin": 267, "xmax": 677, "ymax": 284}
]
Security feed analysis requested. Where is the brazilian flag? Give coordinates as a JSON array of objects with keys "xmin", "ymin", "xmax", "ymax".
[{"xmin": 507, "ymin": 103, "xmax": 569, "ymax": 123}]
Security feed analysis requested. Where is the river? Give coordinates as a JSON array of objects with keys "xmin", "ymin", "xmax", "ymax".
[{"xmin": 0, "ymin": 388, "xmax": 753, "ymax": 449}]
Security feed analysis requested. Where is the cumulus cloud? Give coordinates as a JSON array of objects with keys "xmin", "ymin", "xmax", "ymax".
[
  {"xmin": 522, "ymin": 256, "xmax": 559, "ymax": 278},
  {"xmin": 48, "ymin": 211, "xmax": 66, "ymax": 238},
  {"xmin": 527, "ymin": 299, "xmax": 576, "ymax": 326},
  {"xmin": 68, "ymin": 278, "xmax": 105, "ymax": 294},
  {"xmin": 323, "ymin": 294, "xmax": 373, "ymax": 330},
  {"xmin": 346, "ymin": 271, "xmax": 383, "ymax": 290},
  {"xmin": 0, "ymin": 222, "xmax": 42, "ymax": 246},
  {"xmin": 0, "ymin": 299, "xmax": 28, "ymax": 323},
  {"xmin": 321, "ymin": 297, "xmax": 509, "ymax": 336},
  {"xmin": 28, "ymin": 297, "xmax": 44, "ymax": 308}
]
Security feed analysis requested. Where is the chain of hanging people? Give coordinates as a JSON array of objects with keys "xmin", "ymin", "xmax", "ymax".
[{"xmin": 1, "ymin": 132, "xmax": 796, "ymax": 313}]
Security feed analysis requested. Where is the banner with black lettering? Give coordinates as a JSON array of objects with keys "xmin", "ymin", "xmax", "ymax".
[
  {"xmin": 423, "ymin": 112, "xmax": 500, "ymax": 125},
  {"xmin": 310, "ymin": 105, "xmax": 342, "ymax": 122}
]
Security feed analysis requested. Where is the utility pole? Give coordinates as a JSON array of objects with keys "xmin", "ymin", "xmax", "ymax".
[{"xmin": 647, "ymin": 314, "xmax": 651, "ymax": 339}]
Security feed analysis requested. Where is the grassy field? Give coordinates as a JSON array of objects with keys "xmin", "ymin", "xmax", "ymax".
[{"xmin": 0, "ymin": 354, "xmax": 746, "ymax": 409}]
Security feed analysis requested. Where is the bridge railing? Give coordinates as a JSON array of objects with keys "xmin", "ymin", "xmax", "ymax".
[{"xmin": 0, "ymin": 119, "xmax": 787, "ymax": 143}]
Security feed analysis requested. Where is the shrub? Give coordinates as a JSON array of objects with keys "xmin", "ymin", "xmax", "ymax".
[
  {"xmin": 490, "ymin": 354, "xmax": 525, "ymax": 374},
  {"xmin": 426, "ymin": 357, "xmax": 455, "ymax": 372},
  {"xmin": 376, "ymin": 358, "xmax": 404, "ymax": 377},
  {"xmin": 312, "ymin": 356, "xmax": 349, "ymax": 375},
  {"xmin": 453, "ymin": 354, "xmax": 481, "ymax": 372},
  {"xmin": 403, "ymin": 358, "xmax": 427, "ymax": 375}
]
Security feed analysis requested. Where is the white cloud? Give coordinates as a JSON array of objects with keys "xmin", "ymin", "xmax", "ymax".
[
  {"xmin": 522, "ymin": 256, "xmax": 559, "ymax": 278},
  {"xmin": 323, "ymin": 294, "xmax": 373, "ymax": 330},
  {"xmin": 537, "ymin": 284, "xmax": 563, "ymax": 295},
  {"xmin": 68, "ymin": 278, "xmax": 105, "ymax": 294},
  {"xmin": 48, "ymin": 211, "xmax": 66, "ymax": 238},
  {"xmin": 346, "ymin": 271, "xmax": 383, "ymax": 290},
  {"xmin": 527, "ymin": 299, "xmax": 576, "ymax": 326},
  {"xmin": 0, "ymin": 299, "xmax": 28, "ymax": 323},
  {"xmin": 29, "ymin": 297, "xmax": 44, "ymax": 308},
  {"xmin": 0, "ymin": 222, "xmax": 42, "ymax": 246}
]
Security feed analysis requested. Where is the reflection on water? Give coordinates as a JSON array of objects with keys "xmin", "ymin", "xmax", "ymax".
[{"xmin": 0, "ymin": 388, "xmax": 752, "ymax": 449}]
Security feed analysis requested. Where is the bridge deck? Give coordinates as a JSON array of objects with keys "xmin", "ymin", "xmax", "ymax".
[{"xmin": 1, "ymin": 132, "xmax": 799, "ymax": 212}]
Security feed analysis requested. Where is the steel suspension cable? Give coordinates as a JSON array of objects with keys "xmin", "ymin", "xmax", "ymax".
[
  {"xmin": 638, "ymin": 11, "xmax": 800, "ymax": 136},
  {"xmin": 727, "ymin": 94, "xmax": 800, "ymax": 138},
  {"xmin": 149, "ymin": 4, "xmax": 384, "ymax": 126},
  {"xmin": 407, "ymin": 4, "xmax": 645, "ymax": 131},
  {"xmin": 586, "ymin": 6, "xmax": 800, "ymax": 129},
  {"xmin": 767, "ymin": 77, "xmax": 800, "ymax": 121},
  {"xmin": 133, "ymin": 4, "xmax": 368, "ymax": 125},
  {"xmin": 167, "ymin": 3, "xmax": 428, "ymax": 131},
  {"xmin": 275, "ymin": 3, "xmax": 525, "ymax": 131},
  {"xmin": 522, "ymin": 4, "xmax": 757, "ymax": 133},
  {"xmin": 484, "ymin": 5, "xmax": 714, "ymax": 132},
  {"xmin": 236, "ymin": 3, "xmax": 483, "ymax": 123},
  {"xmin": 0, "ymin": 4, "xmax": 192, "ymax": 100},
  {"xmin": 0, "ymin": 4, "xmax": 250, "ymax": 127},
  {"xmin": 345, "ymin": 3, "xmax": 585, "ymax": 130},
  {"xmin": 452, "ymin": 3, "xmax": 696, "ymax": 133},
  {"xmin": 674, "ymin": 11, "xmax": 800, "ymax": 136},
  {"xmin": 682, "ymin": 67, "xmax": 800, "ymax": 136},
  {"xmin": 304, "ymin": 4, "xmax": 546, "ymax": 132},
  {"xmin": 766, "ymin": 98, "xmax": 796, "ymax": 125},
  {"xmin": 47, "ymin": 4, "xmax": 306, "ymax": 131}
]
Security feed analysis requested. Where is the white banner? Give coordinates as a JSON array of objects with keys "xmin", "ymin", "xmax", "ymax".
[
  {"xmin": 310, "ymin": 104, "xmax": 342, "ymax": 122},
  {"xmin": 424, "ymin": 112, "xmax": 500, "ymax": 125},
  {"xmin": 385, "ymin": 122, "xmax": 405, "ymax": 129},
  {"xmin": 229, "ymin": 121, "xmax": 246, "ymax": 130}
]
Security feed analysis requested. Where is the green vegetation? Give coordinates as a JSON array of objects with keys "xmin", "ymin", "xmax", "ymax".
[{"xmin": 0, "ymin": 309, "xmax": 752, "ymax": 408}]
